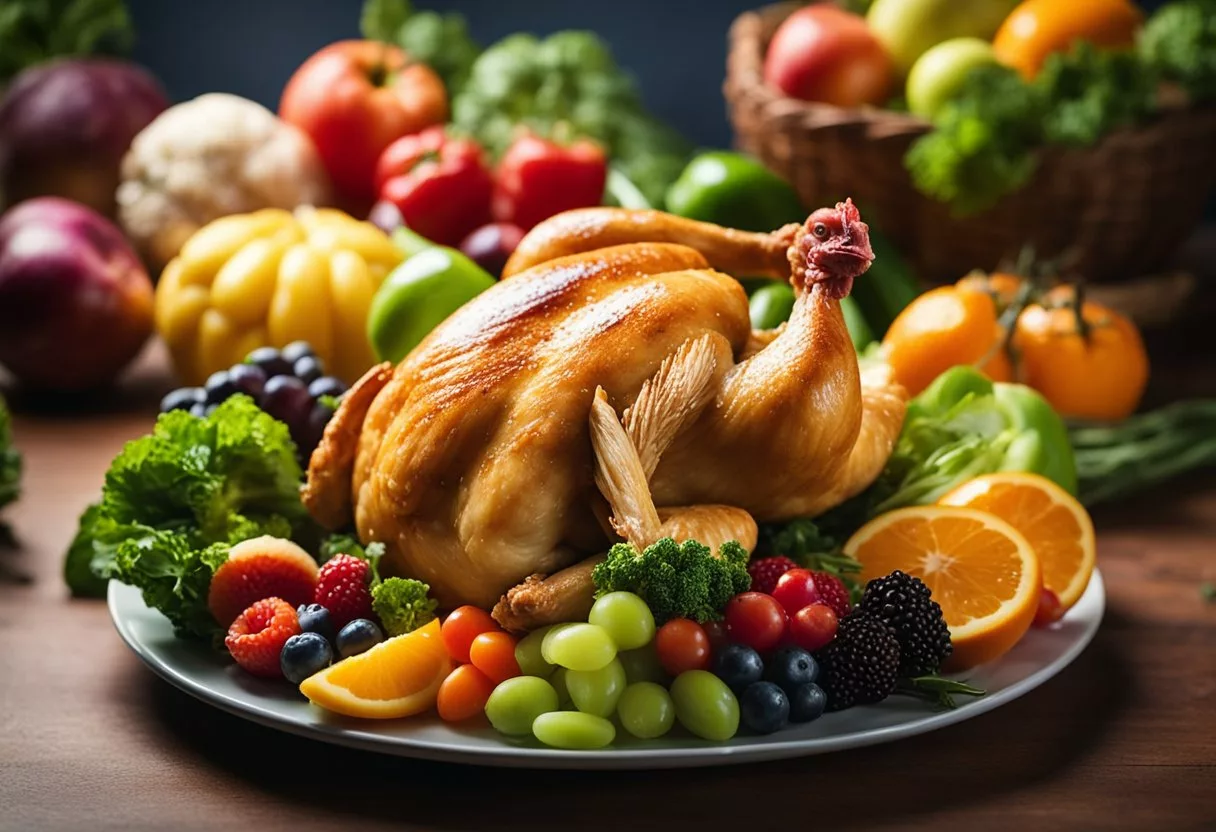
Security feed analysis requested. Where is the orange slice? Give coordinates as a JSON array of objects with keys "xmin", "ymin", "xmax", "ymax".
[
  {"xmin": 939, "ymin": 472, "xmax": 1096, "ymax": 611},
  {"xmin": 844, "ymin": 506, "xmax": 1041, "ymax": 670},
  {"xmin": 299, "ymin": 618, "xmax": 452, "ymax": 718}
]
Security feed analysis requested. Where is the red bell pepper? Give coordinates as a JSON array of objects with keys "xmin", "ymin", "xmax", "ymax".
[
  {"xmin": 373, "ymin": 126, "xmax": 494, "ymax": 247},
  {"xmin": 491, "ymin": 133, "xmax": 608, "ymax": 231}
]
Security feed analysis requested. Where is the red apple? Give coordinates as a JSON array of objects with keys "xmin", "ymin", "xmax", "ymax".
[
  {"xmin": 0, "ymin": 58, "xmax": 168, "ymax": 218},
  {"xmin": 764, "ymin": 5, "xmax": 894, "ymax": 107},
  {"xmin": 279, "ymin": 40, "xmax": 448, "ymax": 208},
  {"xmin": 0, "ymin": 198, "xmax": 153, "ymax": 391}
]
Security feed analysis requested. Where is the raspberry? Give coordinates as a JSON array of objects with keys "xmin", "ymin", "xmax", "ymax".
[
  {"xmin": 748, "ymin": 556, "xmax": 797, "ymax": 596},
  {"xmin": 225, "ymin": 597, "xmax": 300, "ymax": 678},
  {"xmin": 315, "ymin": 554, "xmax": 374, "ymax": 628},
  {"xmin": 810, "ymin": 571, "xmax": 853, "ymax": 619},
  {"xmin": 207, "ymin": 536, "xmax": 319, "ymax": 628}
]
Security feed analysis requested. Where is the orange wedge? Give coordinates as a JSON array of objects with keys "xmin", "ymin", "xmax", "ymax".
[
  {"xmin": 844, "ymin": 506, "xmax": 1041, "ymax": 670},
  {"xmin": 939, "ymin": 472, "xmax": 1096, "ymax": 611},
  {"xmin": 300, "ymin": 618, "xmax": 452, "ymax": 719}
]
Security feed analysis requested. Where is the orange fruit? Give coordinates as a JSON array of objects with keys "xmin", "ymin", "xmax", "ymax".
[
  {"xmin": 299, "ymin": 618, "xmax": 452, "ymax": 718},
  {"xmin": 844, "ymin": 506, "xmax": 1041, "ymax": 670},
  {"xmin": 939, "ymin": 472, "xmax": 1095, "ymax": 611}
]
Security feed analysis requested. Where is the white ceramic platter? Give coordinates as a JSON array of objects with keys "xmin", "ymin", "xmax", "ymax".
[{"xmin": 108, "ymin": 571, "xmax": 1104, "ymax": 770}]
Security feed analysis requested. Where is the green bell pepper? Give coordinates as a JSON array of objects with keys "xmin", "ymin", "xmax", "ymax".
[
  {"xmin": 748, "ymin": 282, "xmax": 876, "ymax": 351},
  {"xmin": 992, "ymin": 382, "xmax": 1078, "ymax": 495},
  {"xmin": 367, "ymin": 228, "xmax": 497, "ymax": 364},
  {"xmin": 664, "ymin": 151, "xmax": 805, "ymax": 232}
]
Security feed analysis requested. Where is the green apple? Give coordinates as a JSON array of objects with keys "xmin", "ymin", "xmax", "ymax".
[
  {"xmin": 867, "ymin": 0, "xmax": 1020, "ymax": 76},
  {"xmin": 906, "ymin": 38, "xmax": 1000, "ymax": 119}
]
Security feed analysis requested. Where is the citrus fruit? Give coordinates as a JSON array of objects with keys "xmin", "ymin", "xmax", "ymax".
[
  {"xmin": 299, "ymin": 618, "xmax": 451, "ymax": 718},
  {"xmin": 844, "ymin": 506, "xmax": 1040, "ymax": 670},
  {"xmin": 939, "ymin": 472, "xmax": 1096, "ymax": 611}
]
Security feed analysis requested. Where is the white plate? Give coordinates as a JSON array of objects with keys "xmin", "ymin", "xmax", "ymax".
[{"xmin": 108, "ymin": 572, "xmax": 1104, "ymax": 770}]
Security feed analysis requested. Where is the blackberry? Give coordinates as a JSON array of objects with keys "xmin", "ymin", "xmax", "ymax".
[
  {"xmin": 859, "ymin": 571, "xmax": 952, "ymax": 676},
  {"xmin": 813, "ymin": 611, "xmax": 899, "ymax": 711}
]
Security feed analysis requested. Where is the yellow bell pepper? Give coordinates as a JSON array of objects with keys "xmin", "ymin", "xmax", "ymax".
[{"xmin": 155, "ymin": 207, "xmax": 404, "ymax": 385}]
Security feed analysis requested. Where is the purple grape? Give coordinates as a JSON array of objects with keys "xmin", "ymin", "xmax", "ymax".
[
  {"xmin": 203, "ymin": 370, "xmax": 237, "ymax": 405},
  {"xmin": 261, "ymin": 375, "xmax": 313, "ymax": 438},
  {"xmin": 301, "ymin": 400, "xmax": 336, "ymax": 454},
  {"xmin": 160, "ymin": 387, "xmax": 204, "ymax": 414},
  {"xmin": 246, "ymin": 346, "xmax": 292, "ymax": 378},
  {"xmin": 293, "ymin": 355, "xmax": 323, "ymax": 384},
  {"xmin": 308, "ymin": 376, "xmax": 347, "ymax": 401},
  {"xmin": 228, "ymin": 362, "xmax": 267, "ymax": 399},
  {"xmin": 281, "ymin": 341, "xmax": 316, "ymax": 365}
]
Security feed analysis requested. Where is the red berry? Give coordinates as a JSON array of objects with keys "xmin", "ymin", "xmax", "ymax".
[
  {"xmin": 1033, "ymin": 587, "xmax": 1065, "ymax": 628},
  {"xmin": 810, "ymin": 571, "xmax": 852, "ymax": 619},
  {"xmin": 724, "ymin": 592, "xmax": 788, "ymax": 654},
  {"xmin": 207, "ymin": 537, "xmax": 319, "ymax": 628},
  {"xmin": 789, "ymin": 602, "xmax": 838, "ymax": 652},
  {"xmin": 655, "ymin": 619, "xmax": 712, "ymax": 676},
  {"xmin": 748, "ymin": 556, "xmax": 798, "ymax": 596},
  {"xmin": 772, "ymin": 568, "xmax": 822, "ymax": 615},
  {"xmin": 314, "ymin": 554, "xmax": 374, "ymax": 628},
  {"xmin": 225, "ymin": 597, "xmax": 300, "ymax": 678}
]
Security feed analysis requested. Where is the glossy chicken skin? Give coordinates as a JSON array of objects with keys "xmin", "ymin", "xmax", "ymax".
[{"xmin": 304, "ymin": 203, "xmax": 907, "ymax": 615}]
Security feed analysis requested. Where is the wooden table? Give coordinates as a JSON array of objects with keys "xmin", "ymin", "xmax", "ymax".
[{"xmin": 2, "ymin": 344, "xmax": 1215, "ymax": 832}]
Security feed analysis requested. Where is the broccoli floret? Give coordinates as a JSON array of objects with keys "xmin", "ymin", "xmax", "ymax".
[
  {"xmin": 591, "ymin": 537, "xmax": 751, "ymax": 624},
  {"xmin": 371, "ymin": 577, "xmax": 438, "ymax": 636}
]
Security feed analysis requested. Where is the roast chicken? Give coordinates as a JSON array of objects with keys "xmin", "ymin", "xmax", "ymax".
[{"xmin": 303, "ymin": 201, "xmax": 908, "ymax": 631}]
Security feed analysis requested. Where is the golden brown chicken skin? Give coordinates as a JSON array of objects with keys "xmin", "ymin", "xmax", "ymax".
[{"xmin": 305, "ymin": 202, "xmax": 907, "ymax": 621}]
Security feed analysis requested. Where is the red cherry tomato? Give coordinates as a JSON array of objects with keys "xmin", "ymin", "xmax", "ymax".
[
  {"xmin": 655, "ymin": 619, "xmax": 712, "ymax": 676},
  {"xmin": 771, "ymin": 568, "xmax": 823, "ymax": 615},
  {"xmin": 1033, "ymin": 587, "xmax": 1065, "ymax": 628},
  {"xmin": 441, "ymin": 605, "xmax": 499, "ymax": 664},
  {"xmin": 469, "ymin": 631, "xmax": 521, "ymax": 683},
  {"xmin": 702, "ymin": 619, "xmax": 729, "ymax": 650},
  {"xmin": 789, "ymin": 602, "xmax": 838, "ymax": 652},
  {"xmin": 724, "ymin": 592, "xmax": 788, "ymax": 654},
  {"xmin": 437, "ymin": 664, "xmax": 497, "ymax": 722}
]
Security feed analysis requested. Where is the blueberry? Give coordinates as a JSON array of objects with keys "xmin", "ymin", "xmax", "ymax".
[
  {"xmin": 765, "ymin": 646, "xmax": 818, "ymax": 694},
  {"xmin": 297, "ymin": 603, "xmax": 336, "ymax": 644},
  {"xmin": 228, "ymin": 362, "xmax": 267, "ymax": 400},
  {"xmin": 336, "ymin": 618, "xmax": 384, "ymax": 658},
  {"xmin": 308, "ymin": 375, "xmax": 347, "ymax": 401},
  {"xmin": 711, "ymin": 643, "xmax": 764, "ymax": 692},
  {"xmin": 246, "ymin": 346, "xmax": 293, "ymax": 378},
  {"xmin": 740, "ymin": 681, "xmax": 790, "ymax": 735},
  {"xmin": 280, "ymin": 632, "xmax": 334, "ymax": 684},
  {"xmin": 789, "ymin": 682, "xmax": 827, "ymax": 723},
  {"xmin": 293, "ymin": 355, "xmax": 324, "ymax": 385},
  {"xmin": 204, "ymin": 370, "xmax": 238, "ymax": 405},
  {"xmin": 160, "ymin": 387, "xmax": 205, "ymax": 414},
  {"xmin": 281, "ymin": 341, "xmax": 316, "ymax": 365}
]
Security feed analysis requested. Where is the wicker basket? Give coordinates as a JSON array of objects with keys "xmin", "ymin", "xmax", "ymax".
[{"xmin": 725, "ymin": 2, "xmax": 1216, "ymax": 287}]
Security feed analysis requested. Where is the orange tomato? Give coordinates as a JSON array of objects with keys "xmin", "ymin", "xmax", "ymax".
[
  {"xmin": 992, "ymin": 0, "xmax": 1143, "ymax": 80},
  {"xmin": 956, "ymin": 271, "xmax": 1026, "ymax": 308},
  {"xmin": 882, "ymin": 285, "xmax": 1014, "ymax": 397},
  {"xmin": 437, "ymin": 664, "xmax": 497, "ymax": 722},
  {"xmin": 440, "ymin": 605, "xmax": 500, "ymax": 664},
  {"xmin": 469, "ymin": 631, "xmax": 522, "ymax": 683},
  {"xmin": 1013, "ymin": 287, "xmax": 1148, "ymax": 421}
]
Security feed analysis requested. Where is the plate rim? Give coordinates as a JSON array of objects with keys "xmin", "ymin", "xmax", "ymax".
[{"xmin": 107, "ymin": 571, "xmax": 1105, "ymax": 770}]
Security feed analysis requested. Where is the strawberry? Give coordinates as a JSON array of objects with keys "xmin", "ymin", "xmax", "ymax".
[
  {"xmin": 225, "ymin": 597, "xmax": 300, "ymax": 678},
  {"xmin": 748, "ymin": 556, "xmax": 798, "ymax": 596},
  {"xmin": 208, "ymin": 536, "xmax": 319, "ymax": 628},
  {"xmin": 315, "ymin": 554, "xmax": 374, "ymax": 628},
  {"xmin": 811, "ymin": 571, "xmax": 853, "ymax": 619}
]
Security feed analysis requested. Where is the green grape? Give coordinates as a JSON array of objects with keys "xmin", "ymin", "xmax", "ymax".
[
  {"xmin": 532, "ymin": 711, "xmax": 616, "ymax": 750},
  {"xmin": 515, "ymin": 626, "xmax": 556, "ymax": 678},
  {"xmin": 618, "ymin": 643, "xmax": 669, "ymax": 685},
  {"xmin": 551, "ymin": 667, "xmax": 572, "ymax": 708},
  {"xmin": 588, "ymin": 591, "xmax": 656, "ymax": 650},
  {"xmin": 617, "ymin": 682, "xmax": 676, "ymax": 739},
  {"xmin": 670, "ymin": 670, "xmax": 740, "ymax": 741},
  {"xmin": 542, "ymin": 623, "xmax": 617, "ymax": 671},
  {"xmin": 566, "ymin": 658, "xmax": 627, "ymax": 718},
  {"xmin": 484, "ymin": 676, "xmax": 559, "ymax": 736},
  {"xmin": 540, "ymin": 623, "xmax": 578, "ymax": 665}
]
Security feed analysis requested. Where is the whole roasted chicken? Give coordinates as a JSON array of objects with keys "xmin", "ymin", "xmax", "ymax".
[{"xmin": 303, "ymin": 201, "xmax": 907, "ymax": 630}]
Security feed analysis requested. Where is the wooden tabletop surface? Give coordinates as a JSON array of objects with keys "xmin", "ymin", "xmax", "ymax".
[{"xmin": 2, "ymin": 340, "xmax": 1215, "ymax": 832}]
